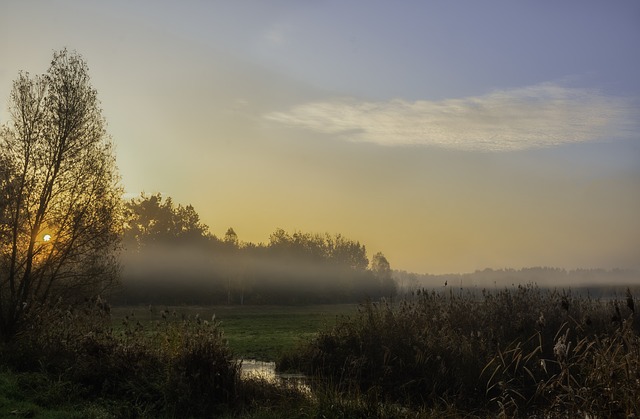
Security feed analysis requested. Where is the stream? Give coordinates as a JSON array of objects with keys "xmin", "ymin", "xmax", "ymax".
[{"xmin": 240, "ymin": 359, "xmax": 310, "ymax": 393}]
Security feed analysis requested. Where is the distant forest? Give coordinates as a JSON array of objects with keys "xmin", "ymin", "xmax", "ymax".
[
  {"xmin": 394, "ymin": 267, "xmax": 640, "ymax": 297},
  {"xmin": 114, "ymin": 194, "xmax": 638, "ymax": 305},
  {"xmin": 113, "ymin": 194, "xmax": 397, "ymax": 305}
]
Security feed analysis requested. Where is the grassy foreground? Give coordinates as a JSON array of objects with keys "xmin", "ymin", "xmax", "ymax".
[
  {"xmin": 0, "ymin": 303, "xmax": 362, "ymax": 418},
  {"xmin": 110, "ymin": 304, "xmax": 357, "ymax": 361},
  {"xmin": 1, "ymin": 286, "xmax": 638, "ymax": 418}
]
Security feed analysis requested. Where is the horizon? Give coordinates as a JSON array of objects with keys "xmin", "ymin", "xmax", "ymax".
[{"xmin": 2, "ymin": 1, "xmax": 639, "ymax": 275}]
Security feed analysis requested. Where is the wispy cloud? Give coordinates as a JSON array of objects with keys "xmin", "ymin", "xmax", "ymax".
[{"xmin": 265, "ymin": 83, "xmax": 637, "ymax": 151}]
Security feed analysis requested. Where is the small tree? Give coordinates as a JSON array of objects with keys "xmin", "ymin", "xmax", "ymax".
[
  {"xmin": 371, "ymin": 252, "xmax": 397, "ymax": 298},
  {"xmin": 223, "ymin": 227, "xmax": 238, "ymax": 248},
  {"xmin": 0, "ymin": 49, "xmax": 123, "ymax": 341}
]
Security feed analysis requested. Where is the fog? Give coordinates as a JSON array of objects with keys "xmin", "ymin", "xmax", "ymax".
[
  {"xmin": 115, "ymin": 242, "xmax": 386, "ymax": 305},
  {"xmin": 114, "ymin": 240, "xmax": 640, "ymax": 306},
  {"xmin": 395, "ymin": 267, "xmax": 640, "ymax": 297},
  {"xmin": 112, "ymin": 192, "xmax": 640, "ymax": 305}
]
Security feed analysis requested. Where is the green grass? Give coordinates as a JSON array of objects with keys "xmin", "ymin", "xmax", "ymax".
[
  {"xmin": 0, "ymin": 369, "xmax": 114, "ymax": 419},
  {"xmin": 111, "ymin": 304, "xmax": 357, "ymax": 361}
]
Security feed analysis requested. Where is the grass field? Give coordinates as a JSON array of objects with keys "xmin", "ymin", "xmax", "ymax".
[
  {"xmin": 3, "ymin": 289, "xmax": 638, "ymax": 418},
  {"xmin": 111, "ymin": 304, "xmax": 358, "ymax": 361}
]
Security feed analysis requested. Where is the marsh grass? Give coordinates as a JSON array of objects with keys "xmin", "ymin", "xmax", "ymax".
[
  {"xmin": 289, "ymin": 284, "xmax": 639, "ymax": 417},
  {"xmin": 1, "ymin": 298, "xmax": 241, "ymax": 417},
  {"xmin": 1, "ymin": 286, "xmax": 638, "ymax": 417},
  {"xmin": 1, "ymin": 300, "xmax": 361, "ymax": 418}
]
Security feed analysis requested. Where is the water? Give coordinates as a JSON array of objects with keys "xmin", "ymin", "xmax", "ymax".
[
  {"xmin": 240, "ymin": 359, "xmax": 310, "ymax": 393},
  {"xmin": 240, "ymin": 359, "xmax": 277, "ymax": 379}
]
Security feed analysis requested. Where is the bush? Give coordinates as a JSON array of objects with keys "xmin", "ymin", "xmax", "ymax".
[
  {"xmin": 1, "ymin": 298, "xmax": 241, "ymax": 417},
  {"xmin": 162, "ymin": 318, "xmax": 239, "ymax": 416}
]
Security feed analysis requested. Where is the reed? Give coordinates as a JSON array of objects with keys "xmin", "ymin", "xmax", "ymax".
[{"xmin": 291, "ymin": 285, "xmax": 639, "ymax": 416}]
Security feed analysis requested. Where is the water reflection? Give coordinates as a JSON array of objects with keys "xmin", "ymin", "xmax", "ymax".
[
  {"xmin": 240, "ymin": 359, "xmax": 310, "ymax": 393},
  {"xmin": 240, "ymin": 359, "xmax": 277, "ymax": 379}
]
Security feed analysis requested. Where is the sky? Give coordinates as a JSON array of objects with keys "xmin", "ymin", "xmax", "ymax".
[{"xmin": 1, "ymin": 1, "xmax": 639, "ymax": 274}]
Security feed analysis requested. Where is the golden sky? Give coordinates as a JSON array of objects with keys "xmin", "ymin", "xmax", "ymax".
[{"xmin": 1, "ymin": 1, "xmax": 639, "ymax": 274}]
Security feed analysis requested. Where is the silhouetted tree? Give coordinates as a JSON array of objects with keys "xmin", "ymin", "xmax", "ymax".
[
  {"xmin": 0, "ymin": 49, "xmax": 123, "ymax": 341},
  {"xmin": 371, "ymin": 252, "xmax": 397, "ymax": 298},
  {"xmin": 124, "ymin": 193, "xmax": 210, "ymax": 249},
  {"xmin": 118, "ymin": 202, "xmax": 395, "ymax": 305},
  {"xmin": 329, "ymin": 234, "xmax": 369, "ymax": 270},
  {"xmin": 267, "ymin": 229, "xmax": 368, "ymax": 267},
  {"xmin": 0, "ymin": 153, "xmax": 16, "ymax": 235},
  {"xmin": 223, "ymin": 227, "xmax": 238, "ymax": 248}
]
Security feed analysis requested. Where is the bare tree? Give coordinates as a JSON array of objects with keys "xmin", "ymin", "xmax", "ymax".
[{"xmin": 0, "ymin": 49, "xmax": 123, "ymax": 341}]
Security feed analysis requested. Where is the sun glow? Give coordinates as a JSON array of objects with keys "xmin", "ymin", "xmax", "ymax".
[{"xmin": 43, "ymin": 234, "xmax": 51, "ymax": 242}]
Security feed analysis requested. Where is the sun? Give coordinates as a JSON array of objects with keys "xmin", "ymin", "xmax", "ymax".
[{"xmin": 43, "ymin": 234, "xmax": 51, "ymax": 242}]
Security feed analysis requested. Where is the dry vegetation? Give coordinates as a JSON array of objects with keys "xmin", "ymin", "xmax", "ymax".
[
  {"xmin": 0, "ymin": 285, "xmax": 638, "ymax": 418},
  {"xmin": 284, "ymin": 284, "xmax": 640, "ymax": 417}
]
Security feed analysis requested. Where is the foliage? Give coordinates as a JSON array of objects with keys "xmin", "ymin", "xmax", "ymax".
[
  {"xmin": 1, "ymin": 288, "xmax": 638, "ymax": 417},
  {"xmin": 291, "ymin": 285, "xmax": 640, "ymax": 416},
  {"xmin": 124, "ymin": 193, "xmax": 210, "ymax": 249},
  {"xmin": 371, "ymin": 252, "xmax": 397, "ymax": 298},
  {"xmin": 268, "ymin": 228, "xmax": 369, "ymax": 270},
  {"xmin": 1, "ymin": 298, "xmax": 240, "ymax": 418},
  {"xmin": 119, "ymin": 195, "xmax": 397, "ymax": 305},
  {"xmin": 0, "ymin": 49, "xmax": 123, "ymax": 341}
]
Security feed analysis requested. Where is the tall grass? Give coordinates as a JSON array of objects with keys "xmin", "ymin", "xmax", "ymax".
[
  {"xmin": 288, "ymin": 284, "xmax": 639, "ymax": 416},
  {"xmin": 1, "ymin": 298, "xmax": 241, "ymax": 417},
  {"xmin": 2, "ymin": 285, "xmax": 637, "ymax": 417}
]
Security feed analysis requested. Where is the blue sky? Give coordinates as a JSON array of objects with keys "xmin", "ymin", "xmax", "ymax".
[{"xmin": 1, "ymin": 1, "xmax": 639, "ymax": 273}]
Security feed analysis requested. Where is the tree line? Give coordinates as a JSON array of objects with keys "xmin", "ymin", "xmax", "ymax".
[
  {"xmin": 0, "ymin": 49, "xmax": 396, "ymax": 341},
  {"xmin": 116, "ymin": 193, "xmax": 397, "ymax": 305}
]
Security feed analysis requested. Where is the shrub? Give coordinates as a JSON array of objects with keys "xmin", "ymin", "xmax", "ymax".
[
  {"xmin": 1, "ymin": 298, "xmax": 241, "ymax": 417},
  {"xmin": 162, "ymin": 318, "xmax": 240, "ymax": 416}
]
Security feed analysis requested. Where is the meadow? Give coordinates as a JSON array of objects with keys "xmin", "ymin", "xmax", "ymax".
[{"xmin": 110, "ymin": 304, "xmax": 357, "ymax": 361}]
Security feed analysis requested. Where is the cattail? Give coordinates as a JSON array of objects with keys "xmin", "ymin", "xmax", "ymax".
[
  {"xmin": 626, "ymin": 288, "xmax": 635, "ymax": 313},
  {"xmin": 553, "ymin": 331, "xmax": 569, "ymax": 361},
  {"xmin": 612, "ymin": 302, "xmax": 621, "ymax": 323}
]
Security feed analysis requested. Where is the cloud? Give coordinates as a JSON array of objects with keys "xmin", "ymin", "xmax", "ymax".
[{"xmin": 264, "ymin": 83, "xmax": 637, "ymax": 151}]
